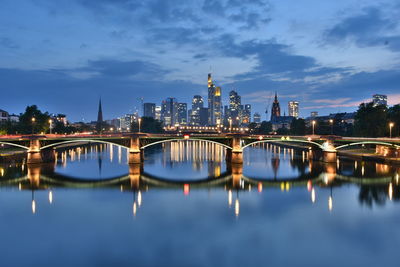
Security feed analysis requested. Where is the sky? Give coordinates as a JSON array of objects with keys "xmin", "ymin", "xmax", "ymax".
[{"xmin": 1, "ymin": 0, "xmax": 400, "ymax": 122}]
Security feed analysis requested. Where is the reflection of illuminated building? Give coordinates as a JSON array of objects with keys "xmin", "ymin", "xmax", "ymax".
[
  {"xmin": 161, "ymin": 141, "xmax": 225, "ymax": 175},
  {"xmin": 271, "ymin": 157, "xmax": 280, "ymax": 179}
]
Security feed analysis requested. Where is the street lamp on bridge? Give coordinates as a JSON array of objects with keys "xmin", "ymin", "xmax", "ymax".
[
  {"xmin": 48, "ymin": 119, "xmax": 52, "ymax": 134},
  {"xmin": 389, "ymin": 122, "xmax": 394, "ymax": 138},
  {"xmin": 329, "ymin": 119, "xmax": 334, "ymax": 135},
  {"xmin": 138, "ymin": 118, "xmax": 142, "ymax": 133},
  {"xmin": 31, "ymin": 117, "xmax": 36, "ymax": 134},
  {"xmin": 312, "ymin": 120, "xmax": 316, "ymax": 135}
]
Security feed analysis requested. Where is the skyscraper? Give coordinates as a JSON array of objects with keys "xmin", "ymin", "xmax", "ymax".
[
  {"xmin": 155, "ymin": 106, "xmax": 161, "ymax": 121},
  {"xmin": 177, "ymin": 103, "xmax": 187, "ymax": 125},
  {"xmin": 229, "ymin": 90, "xmax": 241, "ymax": 125},
  {"xmin": 242, "ymin": 104, "xmax": 251, "ymax": 124},
  {"xmin": 143, "ymin": 103, "xmax": 156, "ymax": 118},
  {"xmin": 161, "ymin": 98, "xmax": 178, "ymax": 126},
  {"xmin": 288, "ymin": 101, "xmax": 299, "ymax": 118},
  {"xmin": 253, "ymin": 112, "xmax": 261, "ymax": 123},
  {"xmin": 190, "ymin": 95, "xmax": 204, "ymax": 125},
  {"xmin": 270, "ymin": 92, "xmax": 281, "ymax": 121},
  {"xmin": 96, "ymin": 98, "xmax": 103, "ymax": 132},
  {"xmin": 207, "ymin": 73, "xmax": 222, "ymax": 126},
  {"xmin": 373, "ymin": 94, "xmax": 388, "ymax": 106}
]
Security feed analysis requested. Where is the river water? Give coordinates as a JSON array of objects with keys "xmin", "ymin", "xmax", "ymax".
[{"xmin": 0, "ymin": 141, "xmax": 399, "ymax": 267}]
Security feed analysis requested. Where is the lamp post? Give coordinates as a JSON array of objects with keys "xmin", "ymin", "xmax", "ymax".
[
  {"xmin": 312, "ymin": 120, "xmax": 316, "ymax": 135},
  {"xmin": 229, "ymin": 118, "xmax": 232, "ymax": 133},
  {"xmin": 389, "ymin": 122, "xmax": 394, "ymax": 138},
  {"xmin": 138, "ymin": 118, "xmax": 142, "ymax": 133},
  {"xmin": 31, "ymin": 117, "xmax": 36, "ymax": 134},
  {"xmin": 329, "ymin": 119, "xmax": 333, "ymax": 135},
  {"xmin": 49, "ymin": 119, "xmax": 52, "ymax": 134}
]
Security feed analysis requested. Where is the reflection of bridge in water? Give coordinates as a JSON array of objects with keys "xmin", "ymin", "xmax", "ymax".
[{"xmin": 1, "ymin": 162, "xmax": 399, "ymax": 216}]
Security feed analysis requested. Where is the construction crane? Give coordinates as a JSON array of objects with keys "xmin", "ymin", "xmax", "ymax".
[{"xmin": 264, "ymin": 91, "xmax": 273, "ymax": 121}]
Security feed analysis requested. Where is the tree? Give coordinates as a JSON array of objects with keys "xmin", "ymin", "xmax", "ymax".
[
  {"xmin": 290, "ymin": 118, "xmax": 306, "ymax": 135},
  {"xmin": 18, "ymin": 105, "xmax": 51, "ymax": 134},
  {"xmin": 131, "ymin": 117, "xmax": 163, "ymax": 133},
  {"xmin": 258, "ymin": 121, "xmax": 272, "ymax": 134},
  {"xmin": 354, "ymin": 102, "xmax": 387, "ymax": 137},
  {"xmin": 277, "ymin": 127, "xmax": 290, "ymax": 135},
  {"xmin": 388, "ymin": 104, "xmax": 400, "ymax": 137}
]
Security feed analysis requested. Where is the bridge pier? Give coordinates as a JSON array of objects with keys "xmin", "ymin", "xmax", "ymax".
[
  {"xmin": 27, "ymin": 138, "xmax": 42, "ymax": 164},
  {"xmin": 323, "ymin": 151, "xmax": 337, "ymax": 163},
  {"xmin": 229, "ymin": 135, "xmax": 243, "ymax": 164},
  {"xmin": 128, "ymin": 135, "xmax": 143, "ymax": 164}
]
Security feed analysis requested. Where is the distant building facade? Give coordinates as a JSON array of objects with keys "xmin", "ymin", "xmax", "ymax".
[
  {"xmin": 228, "ymin": 90, "xmax": 241, "ymax": 125},
  {"xmin": 155, "ymin": 106, "xmax": 161, "ymax": 121},
  {"xmin": 190, "ymin": 95, "xmax": 204, "ymax": 126},
  {"xmin": 143, "ymin": 103, "xmax": 156, "ymax": 118},
  {"xmin": 161, "ymin": 97, "xmax": 178, "ymax": 126},
  {"xmin": 0, "ymin": 109, "xmax": 9, "ymax": 123},
  {"xmin": 253, "ymin": 112, "xmax": 261, "ymax": 123},
  {"xmin": 288, "ymin": 101, "xmax": 299, "ymax": 118},
  {"xmin": 242, "ymin": 104, "xmax": 251, "ymax": 124},
  {"xmin": 373, "ymin": 94, "xmax": 388, "ymax": 106},
  {"xmin": 177, "ymin": 103, "xmax": 187, "ymax": 125}
]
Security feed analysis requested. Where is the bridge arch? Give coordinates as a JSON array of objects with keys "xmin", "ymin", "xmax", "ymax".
[
  {"xmin": 40, "ymin": 139, "xmax": 130, "ymax": 150},
  {"xmin": 0, "ymin": 141, "xmax": 29, "ymax": 150},
  {"xmin": 140, "ymin": 138, "xmax": 232, "ymax": 150},
  {"xmin": 335, "ymin": 141, "xmax": 400, "ymax": 151},
  {"xmin": 241, "ymin": 139, "xmax": 325, "ymax": 150}
]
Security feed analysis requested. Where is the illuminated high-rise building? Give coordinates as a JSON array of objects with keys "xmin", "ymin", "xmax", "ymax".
[
  {"xmin": 161, "ymin": 98, "xmax": 178, "ymax": 126},
  {"xmin": 143, "ymin": 103, "xmax": 156, "ymax": 118},
  {"xmin": 207, "ymin": 73, "xmax": 222, "ymax": 125},
  {"xmin": 288, "ymin": 101, "xmax": 299, "ymax": 118},
  {"xmin": 253, "ymin": 112, "xmax": 261, "ymax": 123},
  {"xmin": 228, "ymin": 90, "xmax": 241, "ymax": 125},
  {"xmin": 190, "ymin": 95, "xmax": 204, "ymax": 125},
  {"xmin": 242, "ymin": 104, "xmax": 251, "ymax": 124},
  {"xmin": 372, "ymin": 94, "xmax": 387, "ymax": 106},
  {"xmin": 270, "ymin": 92, "xmax": 281, "ymax": 121},
  {"xmin": 177, "ymin": 103, "xmax": 187, "ymax": 125},
  {"xmin": 155, "ymin": 106, "xmax": 161, "ymax": 121}
]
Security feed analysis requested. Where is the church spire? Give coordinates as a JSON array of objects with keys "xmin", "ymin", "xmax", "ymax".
[
  {"xmin": 97, "ymin": 98, "xmax": 103, "ymax": 123},
  {"xmin": 270, "ymin": 92, "xmax": 281, "ymax": 121},
  {"xmin": 96, "ymin": 98, "xmax": 103, "ymax": 133}
]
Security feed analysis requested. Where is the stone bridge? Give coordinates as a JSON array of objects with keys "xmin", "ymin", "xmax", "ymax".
[{"xmin": 1, "ymin": 134, "xmax": 399, "ymax": 164}]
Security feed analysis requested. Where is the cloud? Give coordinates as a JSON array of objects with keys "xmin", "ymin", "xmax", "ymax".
[
  {"xmin": 324, "ymin": 7, "xmax": 400, "ymax": 52},
  {"xmin": 77, "ymin": 59, "xmax": 170, "ymax": 79},
  {"xmin": 0, "ymin": 37, "xmax": 19, "ymax": 49},
  {"xmin": 312, "ymin": 98, "xmax": 352, "ymax": 104}
]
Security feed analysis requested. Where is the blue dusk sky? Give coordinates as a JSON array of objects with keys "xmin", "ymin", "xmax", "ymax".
[{"xmin": 1, "ymin": 0, "xmax": 400, "ymax": 122}]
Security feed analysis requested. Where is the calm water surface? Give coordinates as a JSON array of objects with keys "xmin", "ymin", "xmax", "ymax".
[{"xmin": 0, "ymin": 141, "xmax": 399, "ymax": 267}]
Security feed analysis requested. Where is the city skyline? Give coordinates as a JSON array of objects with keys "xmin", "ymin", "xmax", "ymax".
[{"xmin": 1, "ymin": 0, "xmax": 400, "ymax": 121}]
